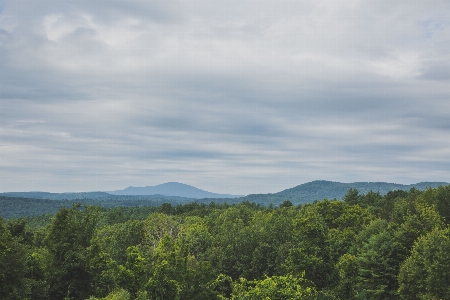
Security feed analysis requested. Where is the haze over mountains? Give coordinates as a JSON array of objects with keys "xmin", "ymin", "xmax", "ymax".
[
  {"xmin": 2, "ymin": 181, "xmax": 448, "ymax": 201},
  {"xmin": 109, "ymin": 182, "xmax": 242, "ymax": 199},
  {"xmin": 109, "ymin": 180, "xmax": 449, "ymax": 202},
  {"xmin": 1, "ymin": 180, "xmax": 449, "ymax": 218}
]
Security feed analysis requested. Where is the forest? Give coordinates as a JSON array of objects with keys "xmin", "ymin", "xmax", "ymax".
[
  {"xmin": 1, "ymin": 185, "xmax": 450, "ymax": 299},
  {"xmin": 3, "ymin": 181, "xmax": 446, "ymax": 219}
]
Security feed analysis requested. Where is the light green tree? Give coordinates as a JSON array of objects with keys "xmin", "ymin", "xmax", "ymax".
[{"xmin": 227, "ymin": 274, "xmax": 318, "ymax": 300}]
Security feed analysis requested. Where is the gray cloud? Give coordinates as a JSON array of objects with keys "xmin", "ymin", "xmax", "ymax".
[
  {"xmin": 0, "ymin": 0, "xmax": 449, "ymax": 194},
  {"xmin": 420, "ymin": 62, "xmax": 450, "ymax": 81}
]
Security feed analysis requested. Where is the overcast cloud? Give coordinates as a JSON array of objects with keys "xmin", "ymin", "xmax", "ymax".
[{"xmin": 0, "ymin": 0, "xmax": 449, "ymax": 194}]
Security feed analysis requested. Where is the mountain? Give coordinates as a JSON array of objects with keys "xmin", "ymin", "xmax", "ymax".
[
  {"xmin": 240, "ymin": 180, "xmax": 449, "ymax": 205},
  {"xmin": 2, "ymin": 180, "xmax": 448, "ymax": 218},
  {"xmin": 108, "ymin": 182, "xmax": 242, "ymax": 199}
]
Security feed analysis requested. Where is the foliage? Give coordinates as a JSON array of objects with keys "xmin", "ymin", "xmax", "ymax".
[
  {"xmin": 226, "ymin": 274, "xmax": 318, "ymax": 300},
  {"xmin": 0, "ymin": 217, "xmax": 28, "ymax": 299},
  {"xmin": 398, "ymin": 228, "xmax": 450, "ymax": 299},
  {"xmin": 334, "ymin": 254, "xmax": 359, "ymax": 299},
  {"xmin": 44, "ymin": 204, "xmax": 100, "ymax": 299},
  {"xmin": 0, "ymin": 185, "xmax": 449, "ymax": 299},
  {"xmin": 286, "ymin": 205, "xmax": 337, "ymax": 288}
]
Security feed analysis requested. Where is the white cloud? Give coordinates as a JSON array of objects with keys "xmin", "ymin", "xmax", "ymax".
[{"xmin": 0, "ymin": 0, "xmax": 449, "ymax": 194}]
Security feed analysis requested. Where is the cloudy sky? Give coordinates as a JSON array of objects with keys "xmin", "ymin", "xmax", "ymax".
[{"xmin": 0, "ymin": 0, "xmax": 449, "ymax": 194}]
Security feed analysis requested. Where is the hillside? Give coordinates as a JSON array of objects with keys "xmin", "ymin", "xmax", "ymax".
[{"xmin": 240, "ymin": 180, "xmax": 449, "ymax": 205}]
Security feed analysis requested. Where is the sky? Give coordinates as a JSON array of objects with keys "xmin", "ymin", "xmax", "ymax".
[{"xmin": 0, "ymin": 0, "xmax": 449, "ymax": 195}]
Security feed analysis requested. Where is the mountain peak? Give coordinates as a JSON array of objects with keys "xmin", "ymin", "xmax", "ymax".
[{"xmin": 109, "ymin": 182, "xmax": 241, "ymax": 199}]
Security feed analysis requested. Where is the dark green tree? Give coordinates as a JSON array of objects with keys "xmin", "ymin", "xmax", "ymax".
[
  {"xmin": 280, "ymin": 200, "xmax": 293, "ymax": 208},
  {"xmin": 0, "ymin": 217, "xmax": 28, "ymax": 299},
  {"xmin": 354, "ymin": 222, "xmax": 405, "ymax": 299},
  {"xmin": 343, "ymin": 188, "xmax": 360, "ymax": 205},
  {"xmin": 45, "ymin": 205, "xmax": 100, "ymax": 299}
]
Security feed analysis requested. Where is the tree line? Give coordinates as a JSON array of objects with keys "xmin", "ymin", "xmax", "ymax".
[{"xmin": 1, "ymin": 185, "xmax": 450, "ymax": 299}]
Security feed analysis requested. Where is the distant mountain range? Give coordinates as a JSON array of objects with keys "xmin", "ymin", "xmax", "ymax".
[
  {"xmin": 1, "ymin": 180, "xmax": 448, "ymax": 218},
  {"xmin": 107, "ymin": 181, "xmax": 448, "ymax": 203},
  {"xmin": 240, "ymin": 180, "xmax": 449, "ymax": 205},
  {"xmin": 108, "ymin": 182, "xmax": 242, "ymax": 199}
]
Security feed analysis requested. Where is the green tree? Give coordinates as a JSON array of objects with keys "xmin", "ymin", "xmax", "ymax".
[
  {"xmin": 0, "ymin": 217, "xmax": 28, "ymax": 299},
  {"xmin": 181, "ymin": 221, "xmax": 212, "ymax": 260},
  {"xmin": 116, "ymin": 246, "xmax": 148, "ymax": 297},
  {"xmin": 343, "ymin": 188, "xmax": 360, "ymax": 205},
  {"xmin": 7, "ymin": 219, "xmax": 33, "ymax": 245},
  {"xmin": 418, "ymin": 185, "xmax": 450, "ymax": 224},
  {"xmin": 209, "ymin": 274, "xmax": 233, "ymax": 299},
  {"xmin": 145, "ymin": 235, "xmax": 183, "ymax": 300},
  {"xmin": 286, "ymin": 206, "xmax": 336, "ymax": 289},
  {"xmin": 25, "ymin": 248, "xmax": 50, "ymax": 300},
  {"xmin": 88, "ymin": 244, "xmax": 119, "ymax": 298},
  {"xmin": 143, "ymin": 213, "xmax": 179, "ymax": 248},
  {"xmin": 378, "ymin": 190, "xmax": 408, "ymax": 221},
  {"xmin": 88, "ymin": 288, "xmax": 130, "ymax": 300},
  {"xmin": 246, "ymin": 210, "xmax": 292, "ymax": 279},
  {"xmin": 45, "ymin": 205, "xmax": 100, "ymax": 299},
  {"xmin": 280, "ymin": 200, "xmax": 293, "ymax": 208},
  {"xmin": 398, "ymin": 228, "xmax": 450, "ymax": 299},
  {"xmin": 87, "ymin": 220, "xmax": 145, "ymax": 297},
  {"xmin": 178, "ymin": 221, "xmax": 218, "ymax": 299},
  {"xmin": 314, "ymin": 199, "xmax": 346, "ymax": 229},
  {"xmin": 227, "ymin": 274, "xmax": 318, "ymax": 300},
  {"xmin": 355, "ymin": 222, "xmax": 405, "ymax": 299},
  {"xmin": 90, "ymin": 220, "xmax": 144, "ymax": 265},
  {"xmin": 211, "ymin": 206, "xmax": 257, "ymax": 279},
  {"xmin": 334, "ymin": 254, "xmax": 359, "ymax": 300},
  {"xmin": 395, "ymin": 203, "xmax": 444, "ymax": 253}
]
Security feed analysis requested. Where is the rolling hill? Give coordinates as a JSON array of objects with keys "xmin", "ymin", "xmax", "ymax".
[{"xmin": 240, "ymin": 180, "xmax": 449, "ymax": 205}]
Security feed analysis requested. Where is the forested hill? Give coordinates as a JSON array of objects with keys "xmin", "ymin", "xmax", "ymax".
[
  {"xmin": 2, "ymin": 184, "xmax": 450, "ymax": 299},
  {"xmin": 0, "ymin": 195, "xmax": 197, "ymax": 219},
  {"xmin": 1, "ymin": 181, "xmax": 448, "ymax": 218},
  {"xmin": 240, "ymin": 180, "xmax": 448, "ymax": 205}
]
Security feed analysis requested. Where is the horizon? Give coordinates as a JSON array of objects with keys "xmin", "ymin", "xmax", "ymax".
[
  {"xmin": 1, "ymin": 0, "xmax": 449, "ymax": 195},
  {"xmin": 2, "ymin": 179, "xmax": 449, "ymax": 195}
]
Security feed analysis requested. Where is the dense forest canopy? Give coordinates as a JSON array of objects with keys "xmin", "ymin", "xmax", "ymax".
[{"xmin": 1, "ymin": 185, "xmax": 450, "ymax": 299}]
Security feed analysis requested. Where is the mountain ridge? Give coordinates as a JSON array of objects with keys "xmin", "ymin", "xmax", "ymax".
[
  {"xmin": 240, "ymin": 180, "xmax": 449, "ymax": 204},
  {"xmin": 108, "ymin": 182, "xmax": 242, "ymax": 199},
  {"xmin": 2, "ymin": 180, "xmax": 449, "ymax": 218}
]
